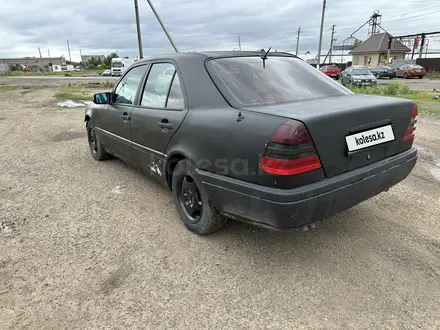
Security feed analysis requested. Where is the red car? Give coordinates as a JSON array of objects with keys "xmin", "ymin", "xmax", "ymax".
[
  {"xmin": 319, "ymin": 65, "xmax": 341, "ymax": 80},
  {"xmin": 395, "ymin": 64, "xmax": 426, "ymax": 79}
]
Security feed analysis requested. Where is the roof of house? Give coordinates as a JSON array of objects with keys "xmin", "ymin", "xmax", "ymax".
[{"xmin": 350, "ymin": 33, "xmax": 410, "ymax": 55}]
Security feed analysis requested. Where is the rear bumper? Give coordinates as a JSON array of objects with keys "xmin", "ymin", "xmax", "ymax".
[
  {"xmin": 197, "ymin": 148, "xmax": 417, "ymax": 230},
  {"xmin": 325, "ymin": 73, "xmax": 340, "ymax": 78},
  {"xmin": 377, "ymin": 73, "xmax": 395, "ymax": 78}
]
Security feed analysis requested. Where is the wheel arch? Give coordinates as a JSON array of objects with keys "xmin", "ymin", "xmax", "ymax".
[{"xmin": 165, "ymin": 152, "xmax": 190, "ymax": 190}]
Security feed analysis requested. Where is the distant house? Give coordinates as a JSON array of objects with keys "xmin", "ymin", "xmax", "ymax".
[
  {"xmin": 349, "ymin": 33, "xmax": 410, "ymax": 67},
  {"xmin": 0, "ymin": 63, "xmax": 9, "ymax": 73},
  {"xmin": 0, "ymin": 57, "xmax": 65, "ymax": 67},
  {"xmin": 52, "ymin": 64, "xmax": 75, "ymax": 72}
]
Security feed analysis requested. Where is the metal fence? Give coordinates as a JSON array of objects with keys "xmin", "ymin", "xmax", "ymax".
[{"xmin": 416, "ymin": 58, "xmax": 440, "ymax": 71}]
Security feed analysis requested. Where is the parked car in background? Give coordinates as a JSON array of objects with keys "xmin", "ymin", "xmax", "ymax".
[
  {"xmin": 395, "ymin": 64, "xmax": 426, "ymax": 79},
  {"xmin": 370, "ymin": 66, "xmax": 395, "ymax": 79},
  {"xmin": 102, "ymin": 69, "xmax": 112, "ymax": 76},
  {"xmin": 85, "ymin": 51, "xmax": 417, "ymax": 235},
  {"xmin": 341, "ymin": 66, "xmax": 377, "ymax": 87},
  {"xmin": 319, "ymin": 65, "xmax": 341, "ymax": 80}
]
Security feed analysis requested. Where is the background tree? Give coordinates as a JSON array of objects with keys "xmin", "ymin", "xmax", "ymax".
[{"xmin": 104, "ymin": 52, "xmax": 118, "ymax": 67}]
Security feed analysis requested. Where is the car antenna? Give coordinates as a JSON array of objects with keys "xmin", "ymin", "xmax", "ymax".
[{"xmin": 259, "ymin": 47, "xmax": 272, "ymax": 69}]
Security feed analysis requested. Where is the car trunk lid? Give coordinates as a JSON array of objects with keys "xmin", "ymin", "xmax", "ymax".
[{"xmin": 243, "ymin": 94, "xmax": 415, "ymax": 178}]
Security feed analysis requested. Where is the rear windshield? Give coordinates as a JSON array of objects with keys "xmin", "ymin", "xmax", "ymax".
[
  {"xmin": 352, "ymin": 69, "xmax": 371, "ymax": 75},
  {"xmin": 326, "ymin": 66, "xmax": 339, "ymax": 70},
  {"xmin": 206, "ymin": 56, "xmax": 350, "ymax": 107}
]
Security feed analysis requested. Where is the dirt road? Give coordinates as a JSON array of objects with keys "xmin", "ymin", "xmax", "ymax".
[{"xmin": 1, "ymin": 86, "xmax": 440, "ymax": 329}]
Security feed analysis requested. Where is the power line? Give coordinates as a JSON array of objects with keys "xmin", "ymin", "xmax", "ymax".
[
  {"xmin": 270, "ymin": 5, "xmax": 440, "ymax": 37},
  {"xmin": 386, "ymin": 4, "xmax": 440, "ymax": 20},
  {"xmin": 385, "ymin": 9, "xmax": 440, "ymax": 23}
]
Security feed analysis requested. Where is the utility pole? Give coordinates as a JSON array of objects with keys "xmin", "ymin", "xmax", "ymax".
[
  {"xmin": 145, "ymin": 0, "xmax": 179, "ymax": 52},
  {"xmin": 238, "ymin": 36, "xmax": 242, "ymax": 51},
  {"xmin": 329, "ymin": 25, "xmax": 335, "ymax": 63},
  {"xmin": 134, "ymin": 0, "xmax": 144, "ymax": 59},
  {"xmin": 316, "ymin": 0, "xmax": 326, "ymax": 69},
  {"xmin": 418, "ymin": 34, "xmax": 426, "ymax": 59},
  {"xmin": 67, "ymin": 40, "xmax": 72, "ymax": 62},
  {"xmin": 37, "ymin": 47, "xmax": 42, "ymax": 58},
  {"xmin": 48, "ymin": 49, "xmax": 50, "ymax": 59},
  {"xmin": 295, "ymin": 27, "xmax": 301, "ymax": 56}
]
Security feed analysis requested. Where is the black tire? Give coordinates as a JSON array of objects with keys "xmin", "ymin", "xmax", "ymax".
[
  {"xmin": 419, "ymin": 76, "xmax": 424, "ymax": 79},
  {"xmin": 390, "ymin": 76, "xmax": 394, "ymax": 79},
  {"xmin": 375, "ymin": 73, "xmax": 381, "ymax": 79},
  {"xmin": 86, "ymin": 121, "xmax": 110, "ymax": 161},
  {"xmin": 404, "ymin": 72, "xmax": 409, "ymax": 79},
  {"xmin": 172, "ymin": 159, "xmax": 226, "ymax": 235}
]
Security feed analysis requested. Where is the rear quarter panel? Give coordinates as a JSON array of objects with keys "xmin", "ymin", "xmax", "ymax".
[
  {"xmin": 166, "ymin": 106, "xmax": 327, "ymax": 189},
  {"xmin": 165, "ymin": 107, "xmax": 284, "ymax": 184}
]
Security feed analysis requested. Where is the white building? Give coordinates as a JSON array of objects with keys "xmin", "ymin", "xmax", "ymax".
[{"xmin": 52, "ymin": 64, "xmax": 75, "ymax": 72}]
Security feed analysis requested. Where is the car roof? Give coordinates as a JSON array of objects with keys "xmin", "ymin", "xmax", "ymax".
[{"xmin": 135, "ymin": 51, "xmax": 298, "ymax": 63}]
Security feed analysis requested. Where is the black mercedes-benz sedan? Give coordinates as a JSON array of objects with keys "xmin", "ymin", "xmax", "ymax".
[{"xmin": 84, "ymin": 51, "xmax": 417, "ymax": 235}]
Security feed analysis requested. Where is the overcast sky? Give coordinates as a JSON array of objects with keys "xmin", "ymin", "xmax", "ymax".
[{"xmin": 1, "ymin": 0, "xmax": 440, "ymax": 61}]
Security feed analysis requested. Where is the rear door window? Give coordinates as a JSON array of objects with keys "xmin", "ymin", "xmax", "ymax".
[
  {"xmin": 141, "ymin": 63, "xmax": 185, "ymax": 110},
  {"xmin": 206, "ymin": 56, "xmax": 350, "ymax": 108}
]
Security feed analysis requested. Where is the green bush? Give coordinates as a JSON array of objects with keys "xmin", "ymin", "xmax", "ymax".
[{"xmin": 350, "ymin": 83, "xmax": 415, "ymax": 97}]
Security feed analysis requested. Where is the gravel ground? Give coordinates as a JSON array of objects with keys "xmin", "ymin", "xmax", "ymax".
[
  {"xmin": 377, "ymin": 77, "xmax": 440, "ymax": 91},
  {"xmin": 1, "ymin": 84, "xmax": 440, "ymax": 329}
]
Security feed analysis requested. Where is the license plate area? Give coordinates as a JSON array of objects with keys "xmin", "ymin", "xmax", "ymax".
[{"xmin": 345, "ymin": 125, "xmax": 395, "ymax": 152}]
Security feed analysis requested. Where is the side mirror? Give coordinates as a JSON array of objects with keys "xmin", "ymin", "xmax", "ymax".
[
  {"xmin": 346, "ymin": 74, "xmax": 351, "ymax": 77},
  {"xmin": 93, "ymin": 92, "xmax": 111, "ymax": 104}
]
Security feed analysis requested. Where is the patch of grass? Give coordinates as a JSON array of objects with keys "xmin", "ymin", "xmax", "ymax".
[
  {"xmin": 3, "ymin": 70, "xmax": 102, "ymax": 77},
  {"xmin": 350, "ymin": 83, "xmax": 412, "ymax": 97},
  {"xmin": 21, "ymin": 88, "xmax": 39, "ymax": 95},
  {"xmin": 426, "ymin": 71, "xmax": 440, "ymax": 79},
  {"xmin": 55, "ymin": 86, "xmax": 95, "ymax": 100},
  {"xmin": 350, "ymin": 83, "xmax": 440, "ymax": 116},
  {"xmin": 0, "ymin": 85, "xmax": 17, "ymax": 92},
  {"xmin": 103, "ymin": 80, "xmax": 115, "ymax": 88}
]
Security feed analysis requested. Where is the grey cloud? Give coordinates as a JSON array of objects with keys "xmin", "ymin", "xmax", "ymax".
[{"xmin": 0, "ymin": 0, "xmax": 439, "ymax": 60}]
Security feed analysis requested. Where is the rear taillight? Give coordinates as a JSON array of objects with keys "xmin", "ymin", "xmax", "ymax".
[
  {"xmin": 402, "ymin": 104, "xmax": 418, "ymax": 142},
  {"xmin": 261, "ymin": 120, "xmax": 322, "ymax": 176}
]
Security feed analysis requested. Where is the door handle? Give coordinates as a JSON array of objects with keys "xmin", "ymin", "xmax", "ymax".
[
  {"xmin": 158, "ymin": 119, "xmax": 173, "ymax": 130},
  {"xmin": 122, "ymin": 112, "xmax": 130, "ymax": 122}
]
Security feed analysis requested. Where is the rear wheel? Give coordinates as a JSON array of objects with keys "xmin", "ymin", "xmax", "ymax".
[
  {"xmin": 419, "ymin": 76, "xmax": 424, "ymax": 79},
  {"xmin": 172, "ymin": 159, "xmax": 227, "ymax": 235},
  {"xmin": 375, "ymin": 73, "xmax": 381, "ymax": 79},
  {"xmin": 86, "ymin": 122, "xmax": 110, "ymax": 161},
  {"xmin": 404, "ymin": 72, "xmax": 409, "ymax": 79}
]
